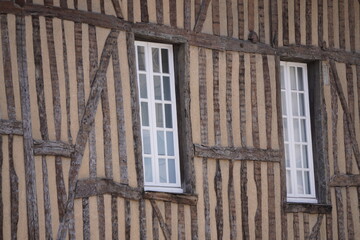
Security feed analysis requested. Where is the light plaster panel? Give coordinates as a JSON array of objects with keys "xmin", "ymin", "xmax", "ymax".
[{"xmin": 189, "ymin": 46, "xmax": 200, "ymax": 144}]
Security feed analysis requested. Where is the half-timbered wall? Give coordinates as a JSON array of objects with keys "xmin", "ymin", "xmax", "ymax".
[{"xmin": 0, "ymin": 0, "xmax": 359, "ymax": 239}]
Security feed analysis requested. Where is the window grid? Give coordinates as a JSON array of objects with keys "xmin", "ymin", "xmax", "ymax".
[
  {"xmin": 281, "ymin": 62, "xmax": 317, "ymax": 203},
  {"xmin": 135, "ymin": 41, "xmax": 182, "ymax": 193}
]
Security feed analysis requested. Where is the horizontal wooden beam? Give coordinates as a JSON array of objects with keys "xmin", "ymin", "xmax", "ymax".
[
  {"xmin": 33, "ymin": 139, "xmax": 74, "ymax": 158},
  {"xmin": 329, "ymin": 174, "xmax": 360, "ymax": 187},
  {"xmin": 0, "ymin": 119, "xmax": 23, "ymax": 135},
  {"xmin": 194, "ymin": 144, "xmax": 282, "ymax": 162},
  {"xmin": 75, "ymin": 178, "xmax": 142, "ymax": 200},
  {"xmin": 284, "ymin": 203, "xmax": 332, "ymax": 214},
  {"xmin": 1, "ymin": 2, "xmax": 359, "ymax": 65},
  {"xmin": 144, "ymin": 191, "xmax": 198, "ymax": 206}
]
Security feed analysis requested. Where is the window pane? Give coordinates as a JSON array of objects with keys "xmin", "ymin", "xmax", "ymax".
[
  {"xmin": 155, "ymin": 103, "xmax": 164, "ymax": 127},
  {"xmin": 157, "ymin": 131, "xmax": 165, "ymax": 155},
  {"xmin": 285, "ymin": 144, "xmax": 290, "ymax": 167},
  {"xmin": 154, "ymin": 75, "xmax": 162, "ymax": 100},
  {"xmin": 144, "ymin": 157, "xmax": 153, "ymax": 182},
  {"xmin": 143, "ymin": 130, "xmax": 151, "ymax": 154},
  {"xmin": 281, "ymin": 91, "xmax": 287, "ymax": 116},
  {"xmin": 139, "ymin": 74, "xmax": 147, "ymax": 98},
  {"xmin": 286, "ymin": 170, "xmax": 292, "ymax": 194},
  {"xmin": 159, "ymin": 158, "xmax": 167, "ymax": 183},
  {"xmin": 293, "ymin": 119, "xmax": 300, "ymax": 142},
  {"xmin": 163, "ymin": 76, "xmax": 171, "ymax": 101},
  {"xmin": 302, "ymin": 145, "xmax": 309, "ymax": 168},
  {"xmin": 301, "ymin": 119, "xmax": 307, "ymax": 142},
  {"xmin": 292, "ymin": 93, "xmax": 299, "ymax": 116},
  {"xmin": 280, "ymin": 66, "xmax": 285, "ymax": 89},
  {"xmin": 141, "ymin": 102, "xmax": 149, "ymax": 126},
  {"xmin": 161, "ymin": 49, "xmax": 169, "ymax": 73},
  {"xmin": 295, "ymin": 144, "xmax": 302, "ymax": 168},
  {"xmin": 137, "ymin": 46, "xmax": 146, "ymax": 71},
  {"xmin": 299, "ymin": 93, "xmax": 305, "ymax": 116},
  {"xmin": 297, "ymin": 171, "xmax": 304, "ymax": 194},
  {"xmin": 152, "ymin": 48, "xmax": 160, "ymax": 73},
  {"xmin": 165, "ymin": 104, "xmax": 173, "ymax": 128},
  {"xmin": 168, "ymin": 159, "xmax": 176, "ymax": 183},
  {"xmin": 304, "ymin": 171, "xmax": 311, "ymax": 194},
  {"xmin": 283, "ymin": 118, "xmax": 288, "ymax": 142},
  {"xmin": 290, "ymin": 67, "xmax": 297, "ymax": 90},
  {"xmin": 297, "ymin": 68, "xmax": 304, "ymax": 90},
  {"xmin": 166, "ymin": 131, "xmax": 174, "ymax": 156}
]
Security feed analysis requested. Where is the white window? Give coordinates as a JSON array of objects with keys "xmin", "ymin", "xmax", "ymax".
[
  {"xmin": 280, "ymin": 62, "xmax": 317, "ymax": 203},
  {"xmin": 135, "ymin": 41, "xmax": 182, "ymax": 193}
]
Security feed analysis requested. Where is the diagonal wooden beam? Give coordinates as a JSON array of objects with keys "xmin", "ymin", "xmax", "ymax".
[
  {"xmin": 150, "ymin": 199, "xmax": 171, "ymax": 240},
  {"xmin": 111, "ymin": 0, "xmax": 124, "ymax": 18},
  {"xmin": 329, "ymin": 60, "xmax": 360, "ymax": 170},
  {"xmin": 56, "ymin": 29, "xmax": 119, "ymax": 239},
  {"xmin": 193, "ymin": 0, "xmax": 212, "ymax": 33}
]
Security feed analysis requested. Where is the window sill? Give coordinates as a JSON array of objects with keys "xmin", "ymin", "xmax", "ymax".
[
  {"xmin": 284, "ymin": 202, "xmax": 332, "ymax": 214},
  {"xmin": 143, "ymin": 191, "xmax": 198, "ymax": 206}
]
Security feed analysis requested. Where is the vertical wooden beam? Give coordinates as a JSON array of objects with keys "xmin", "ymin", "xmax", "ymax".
[
  {"xmin": 270, "ymin": 0, "xmax": 278, "ymax": 46},
  {"xmin": 238, "ymin": 53, "xmax": 246, "ymax": 147},
  {"xmin": 348, "ymin": 0, "xmax": 355, "ymax": 52},
  {"xmin": 318, "ymin": 0, "xmax": 323, "ymax": 47},
  {"xmin": 8, "ymin": 135, "xmax": 19, "ymax": 240},
  {"xmin": 282, "ymin": 0, "xmax": 289, "ymax": 45},
  {"xmin": 294, "ymin": 0, "xmax": 301, "ymax": 45},
  {"xmin": 16, "ymin": 15, "xmax": 39, "ymax": 240},
  {"xmin": 214, "ymin": 161, "xmax": 223, "ymax": 240},
  {"xmin": 169, "ymin": 0, "xmax": 177, "ymax": 27},
  {"xmin": 128, "ymin": 0, "xmax": 134, "ymax": 22},
  {"xmin": 184, "ymin": 0, "xmax": 191, "ymax": 30},
  {"xmin": 240, "ymin": 161, "xmax": 249, "ymax": 239},
  {"xmin": 178, "ymin": 204, "xmax": 185, "ymax": 239},
  {"xmin": 226, "ymin": 0, "xmax": 233, "ymax": 37},
  {"xmin": 267, "ymin": 162, "xmax": 276, "ymax": 239},
  {"xmin": 150, "ymin": 200, "xmax": 171, "ymax": 240},
  {"xmin": 306, "ymin": 0, "xmax": 312, "ymax": 45},
  {"xmin": 258, "ymin": 0, "xmax": 265, "ymax": 42},
  {"xmin": 111, "ymin": 0, "xmax": 124, "ymax": 18},
  {"xmin": 248, "ymin": 0, "xmax": 254, "ymax": 31},
  {"xmin": 327, "ymin": 0, "xmax": 334, "ymax": 48},
  {"xmin": 97, "ymin": 195, "xmax": 105, "ymax": 240},
  {"xmin": 82, "ymin": 198, "xmax": 90, "ymax": 239},
  {"xmin": 250, "ymin": 55, "xmax": 259, "ymax": 147},
  {"xmin": 293, "ymin": 213, "xmax": 300, "ymax": 240},
  {"xmin": 111, "ymin": 196, "xmax": 118, "ymax": 240},
  {"xmin": 156, "ymin": 0, "xmax": 163, "ymax": 24},
  {"xmin": 193, "ymin": 0, "xmax": 212, "ymax": 33},
  {"xmin": 304, "ymin": 213, "xmax": 310, "ymax": 239},
  {"xmin": 237, "ymin": 0, "xmax": 244, "ymax": 39},
  {"xmin": 140, "ymin": 0, "xmax": 149, "ymax": 22},
  {"xmin": 338, "ymin": 0, "xmax": 345, "ymax": 49},
  {"xmin": 165, "ymin": 202, "xmax": 172, "ymax": 236},
  {"xmin": 152, "ymin": 206, "xmax": 159, "ymax": 239},
  {"xmin": 124, "ymin": 200, "xmax": 131, "ymax": 239},
  {"xmin": 326, "ymin": 214, "xmax": 333, "ymax": 240},
  {"xmin": 212, "ymin": 0, "xmax": 220, "ymax": 35},
  {"xmin": 263, "ymin": 55, "xmax": 272, "ymax": 149},
  {"xmin": 0, "ymin": 136, "xmax": 2, "ymax": 238}
]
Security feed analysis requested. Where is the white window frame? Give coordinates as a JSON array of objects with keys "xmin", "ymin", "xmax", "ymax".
[
  {"xmin": 135, "ymin": 41, "xmax": 182, "ymax": 193},
  {"xmin": 281, "ymin": 61, "xmax": 317, "ymax": 203}
]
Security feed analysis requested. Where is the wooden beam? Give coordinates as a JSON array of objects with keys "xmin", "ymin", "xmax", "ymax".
[
  {"xmin": 193, "ymin": 0, "xmax": 211, "ymax": 33},
  {"xmin": 0, "ymin": 119, "xmax": 23, "ymax": 135},
  {"xmin": 329, "ymin": 174, "xmax": 360, "ymax": 187},
  {"xmin": 143, "ymin": 192, "xmax": 197, "ymax": 206},
  {"xmin": 194, "ymin": 144, "xmax": 282, "ymax": 162},
  {"xmin": 284, "ymin": 203, "xmax": 332, "ymax": 214},
  {"xmin": 150, "ymin": 200, "xmax": 171, "ymax": 240},
  {"xmin": 75, "ymin": 178, "xmax": 142, "ymax": 200},
  {"xmin": 33, "ymin": 139, "xmax": 74, "ymax": 158}
]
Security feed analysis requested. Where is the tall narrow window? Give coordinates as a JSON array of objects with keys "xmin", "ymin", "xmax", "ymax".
[
  {"xmin": 281, "ymin": 62, "xmax": 316, "ymax": 203},
  {"xmin": 135, "ymin": 41, "xmax": 182, "ymax": 193}
]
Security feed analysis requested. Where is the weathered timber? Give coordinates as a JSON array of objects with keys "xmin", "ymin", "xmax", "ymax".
[
  {"xmin": 348, "ymin": 0, "xmax": 355, "ymax": 52},
  {"xmin": 327, "ymin": 0, "xmax": 334, "ymax": 48},
  {"xmin": 111, "ymin": 0, "xmax": 123, "ymax": 18},
  {"xmin": 0, "ymin": 119, "xmax": 23, "ymax": 135},
  {"xmin": 56, "ymin": 30, "xmax": 119, "ymax": 239},
  {"xmin": 294, "ymin": 0, "xmax": 300, "ymax": 45},
  {"xmin": 82, "ymin": 198, "xmax": 90, "ymax": 239},
  {"xmin": 254, "ymin": 161, "xmax": 262, "ymax": 240},
  {"xmin": 293, "ymin": 213, "xmax": 300, "ymax": 240},
  {"xmin": 318, "ymin": 0, "xmax": 323, "ymax": 47},
  {"xmin": 262, "ymin": 55, "xmax": 272, "ymax": 148},
  {"xmin": 237, "ymin": 0, "xmax": 244, "ymax": 39},
  {"xmin": 329, "ymin": 60, "xmax": 360, "ymax": 169},
  {"xmin": 169, "ymin": 0, "xmax": 176, "ymax": 27},
  {"xmin": 282, "ymin": 0, "xmax": 289, "ymax": 45},
  {"xmin": 193, "ymin": 0, "xmax": 211, "ymax": 33},
  {"xmin": 75, "ymin": 178, "xmax": 142, "ymax": 200},
  {"xmin": 346, "ymin": 188, "xmax": 355, "ymax": 239},
  {"xmin": 8, "ymin": 135, "xmax": 19, "ymax": 240},
  {"xmin": 238, "ymin": 54, "xmax": 246, "ymax": 147},
  {"xmin": 329, "ymin": 174, "xmax": 360, "ymax": 187},
  {"xmin": 127, "ymin": 0, "xmax": 134, "ymax": 22},
  {"xmin": 250, "ymin": 54, "xmax": 259, "ymax": 148},
  {"xmin": 267, "ymin": 162, "xmax": 276, "ymax": 239},
  {"xmin": 33, "ymin": 139, "xmax": 74, "ymax": 157},
  {"xmin": 140, "ymin": 0, "xmax": 149, "ymax": 22},
  {"xmin": 143, "ymin": 192, "xmax": 197, "ymax": 206},
  {"xmin": 194, "ymin": 144, "xmax": 282, "ymax": 162},
  {"xmin": 213, "ymin": 50, "xmax": 221, "ymax": 146},
  {"xmin": 111, "ymin": 196, "xmax": 118, "ymax": 240},
  {"xmin": 326, "ymin": 214, "xmax": 333, "ymax": 239},
  {"xmin": 97, "ymin": 195, "xmax": 106, "ymax": 240},
  {"xmin": 335, "ymin": 187, "xmax": 346, "ymax": 240},
  {"xmin": 306, "ymin": 0, "xmax": 312, "ymax": 45},
  {"xmin": 270, "ymin": 0, "xmax": 278, "ymax": 46},
  {"xmin": 178, "ymin": 204, "xmax": 185, "ymax": 240},
  {"xmin": 152, "ymin": 205, "xmax": 159, "ymax": 239},
  {"xmin": 16, "ymin": 15, "xmax": 40, "ymax": 240},
  {"xmin": 190, "ymin": 205, "xmax": 198, "ymax": 240},
  {"xmin": 284, "ymin": 203, "xmax": 332, "ymax": 214},
  {"xmin": 184, "ymin": 0, "xmax": 191, "ymax": 30},
  {"xmin": 304, "ymin": 213, "xmax": 309, "ymax": 239},
  {"xmin": 338, "ymin": 0, "xmax": 345, "ymax": 49},
  {"xmin": 226, "ymin": 0, "xmax": 233, "ymax": 37},
  {"xmin": 0, "ymin": 136, "xmax": 3, "ymax": 238},
  {"xmin": 124, "ymin": 200, "xmax": 131, "ymax": 239},
  {"xmin": 164, "ymin": 202, "xmax": 171, "ymax": 235},
  {"xmin": 248, "ymin": 0, "xmax": 254, "ymax": 31},
  {"xmin": 226, "ymin": 53, "xmax": 233, "ymax": 146},
  {"xmin": 41, "ymin": 155, "xmax": 53, "ymax": 239},
  {"xmin": 240, "ymin": 161, "xmax": 249, "ymax": 239},
  {"xmin": 214, "ymin": 161, "xmax": 223, "ymax": 240},
  {"xmin": 212, "ymin": 0, "xmax": 220, "ymax": 35},
  {"xmin": 258, "ymin": 0, "xmax": 265, "ymax": 42},
  {"xmin": 309, "ymin": 214, "xmax": 324, "ymax": 240},
  {"xmin": 156, "ymin": 0, "xmax": 163, "ymax": 24},
  {"xmin": 150, "ymin": 200, "xmax": 171, "ymax": 240},
  {"xmin": 228, "ymin": 160, "xmax": 237, "ymax": 240}
]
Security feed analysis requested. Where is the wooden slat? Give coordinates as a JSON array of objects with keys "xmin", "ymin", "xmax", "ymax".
[
  {"xmin": 150, "ymin": 200, "xmax": 171, "ymax": 240},
  {"xmin": 228, "ymin": 160, "xmax": 237, "ymax": 240},
  {"xmin": 8, "ymin": 135, "xmax": 19, "ymax": 240},
  {"xmin": 284, "ymin": 203, "xmax": 332, "ymax": 214},
  {"xmin": 213, "ymin": 50, "xmax": 221, "ymax": 145},
  {"xmin": 330, "ymin": 174, "xmax": 360, "ymax": 187},
  {"xmin": 306, "ymin": 0, "xmax": 312, "ymax": 45},
  {"xmin": 140, "ymin": 0, "xmax": 149, "ymax": 22},
  {"xmin": 164, "ymin": 202, "xmax": 171, "ymax": 235},
  {"xmin": 111, "ymin": 196, "xmax": 118, "ymax": 240},
  {"xmin": 184, "ymin": 0, "xmax": 191, "ymax": 30},
  {"xmin": 238, "ymin": 54, "xmax": 246, "ymax": 147},
  {"xmin": 226, "ymin": 53, "xmax": 233, "ymax": 146},
  {"xmin": 282, "ymin": 0, "xmax": 289, "ymax": 45},
  {"xmin": 97, "ymin": 195, "xmax": 105, "ymax": 240},
  {"xmin": 348, "ymin": 0, "xmax": 355, "ymax": 52},
  {"xmin": 156, "ymin": 0, "xmax": 163, "ymax": 24},
  {"xmin": 293, "ymin": 213, "xmax": 300, "ymax": 240},
  {"xmin": 143, "ymin": 192, "xmax": 197, "ymax": 206},
  {"xmin": 111, "ymin": 0, "xmax": 124, "ymax": 18},
  {"xmin": 304, "ymin": 213, "xmax": 309, "ymax": 239},
  {"xmin": 258, "ymin": 0, "xmax": 265, "ymax": 42},
  {"xmin": 226, "ymin": 0, "xmax": 233, "ymax": 37},
  {"xmin": 82, "ymin": 198, "xmax": 90, "ymax": 239},
  {"xmin": 56, "ymin": 29, "xmax": 119, "ymax": 239},
  {"xmin": 270, "ymin": 0, "xmax": 278, "ymax": 46},
  {"xmin": 124, "ymin": 200, "xmax": 131, "ymax": 239},
  {"xmin": 127, "ymin": 0, "xmax": 134, "ymax": 22},
  {"xmin": 212, "ymin": 0, "xmax": 220, "ymax": 35},
  {"xmin": 248, "ymin": 0, "xmax": 254, "ymax": 31},
  {"xmin": 33, "ymin": 139, "xmax": 74, "ymax": 157},
  {"xmin": 193, "ymin": 0, "xmax": 211, "ymax": 33},
  {"xmin": 338, "ymin": 0, "xmax": 345, "ymax": 49},
  {"xmin": 178, "ymin": 204, "xmax": 185, "ymax": 239},
  {"xmin": 254, "ymin": 161, "xmax": 262, "ymax": 240},
  {"xmin": 318, "ymin": 0, "xmax": 323, "ymax": 47},
  {"xmin": 262, "ymin": 55, "xmax": 272, "ymax": 148},
  {"xmin": 237, "ymin": 0, "xmax": 244, "ymax": 39},
  {"xmin": 309, "ymin": 214, "xmax": 324, "ymax": 239},
  {"xmin": 294, "ymin": 0, "xmax": 300, "ymax": 45},
  {"xmin": 0, "ymin": 119, "xmax": 23, "ymax": 135},
  {"xmin": 169, "ymin": 0, "xmax": 177, "ymax": 27},
  {"xmin": 214, "ymin": 160, "xmax": 223, "ymax": 239},
  {"xmin": 190, "ymin": 205, "xmax": 198, "ymax": 239},
  {"xmin": 16, "ymin": 15, "xmax": 40, "ymax": 239},
  {"xmin": 152, "ymin": 205, "xmax": 159, "ymax": 239},
  {"xmin": 250, "ymin": 55, "xmax": 259, "ymax": 147},
  {"xmin": 267, "ymin": 162, "xmax": 276, "ymax": 239},
  {"xmin": 346, "ymin": 188, "xmax": 355, "ymax": 239},
  {"xmin": 327, "ymin": 0, "xmax": 334, "ymax": 48},
  {"xmin": 240, "ymin": 161, "xmax": 249, "ymax": 239},
  {"xmin": 326, "ymin": 214, "xmax": 333, "ymax": 239}
]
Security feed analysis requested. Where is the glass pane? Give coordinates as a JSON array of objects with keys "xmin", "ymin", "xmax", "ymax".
[
  {"xmin": 293, "ymin": 119, "xmax": 300, "ymax": 142},
  {"xmin": 299, "ymin": 93, "xmax": 305, "ymax": 116},
  {"xmin": 154, "ymin": 75, "xmax": 162, "ymax": 100},
  {"xmin": 297, "ymin": 171, "xmax": 304, "ymax": 194},
  {"xmin": 290, "ymin": 67, "xmax": 297, "ymax": 90},
  {"xmin": 163, "ymin": 76, "xmax": 171, "ymax": 101},
  {"xmin": 143, "ymin": 130, "xmax": 151, "ymax": 154},
  {"xmin": 166, "ymin": 131, "xmax": 174, "ymax": 156},
  {"xmin": 157, "ymin": 131, "xmax": 165, "ymax": 155},
  {"xmin": 165, "ymin": 104, "xmax": 173, "ymax": 128},
  {"xmin": 168, "ymin": 159, "xmax": 176, "ymax": 183},
  {"xmin": 304, "ymin": 171, "xmax": 311, "ymax": 194},
  {"xmin": 155, "ymin": 103, "xmax": 163, "ymax": 127},
  {"xmin": 152, "ymin": 48, "xmax": 160, "ymax": 73},
  {"xmin": 297, "ymin": 67, "xmax": 304, "ymax": 90},
  {"xmin": 141, "ymin": 102, "xmax": 149, "ymax": 126},
  {"xmin": 301, "ymin": 119, "xmax": 307, "ymax": 142},
  {"xmin": 292, "ymin": 93, "xmax": 299, "ymax": 116},
  {"xmin": 139, "ymin": 74, "xmax": 147, "ymax": 98},
  {"xmin": 144, "ymin": 157, "xmax": 153, "ymax": 182},
  {"xmin": 283, "ymin": 118, "xmax": 288, "ymax": 142},
  {"xmin": 295, "ymin": 144, "xmax": 302, "ymax": 168},
  {"xmin": 161, "ymin": 49, "xmax": 169, "ymax": 73},
  {"xmin": 159, "ymin": 158, "xmax": 167, "ymax": 183},
  {"xmin": 285, "ymin": 144, "xmax": 290, "ymax": 167},
  {"xmin": 281, "ymin": 91, "xmax": 287, "ymax": 116},
  {"xmin": 137, "ymin": 46, "xmax": 145, "ymax": 71},
  {"xmin": 302, "ymin": 145, "xmax": 309, "ymax": 168},
  {"xmin": 280, "ymin": 66, "xmax": 285, "ymax": 89},
  {"xmin": 286, "ymin": 170, "xmax": 292, "ymax": 194}
]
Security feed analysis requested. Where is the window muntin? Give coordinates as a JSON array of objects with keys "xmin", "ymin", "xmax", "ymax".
[
  {"xmin": 135, "ymin": 41, "xmax": 182, "ymax": 193},
  {"xmin": 281, "ymin": 62, "xmax": 317, "ymax": 203}
]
